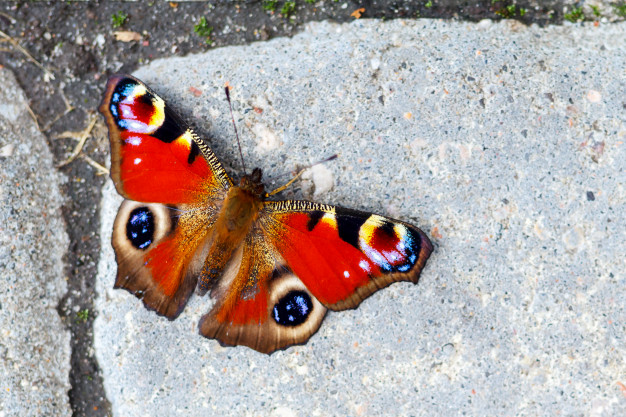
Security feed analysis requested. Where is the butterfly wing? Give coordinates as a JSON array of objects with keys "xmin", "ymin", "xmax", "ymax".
[
  {"xmin": 199, "ymin": 233, "xmax": 328, "ymax": 353},
  {"xmin": 261, "ymin": 201, "xmax": 433, "ymax": 310},
  {"xmin": 111, "ymin": 199, "xmax": 218, "ymax": 318},
  {"xmin": 100, "ymin": 74, "xmax": 232, "ymax": 318},
  {"xmin": 198, "ymin": 200, "xmax": 432, "ymax": 353},
  {"xmin": 100, "ymin": 74, "xmax": 233, "ymax": 203}
]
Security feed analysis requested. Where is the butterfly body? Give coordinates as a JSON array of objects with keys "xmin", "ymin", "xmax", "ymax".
[
  {"xmin": 100, "ymin": 74, "xmax": 433, "ymax": 354},
  {"xmin": 197, "ymin": 168, "xmax": 266, "ymax": 295}
]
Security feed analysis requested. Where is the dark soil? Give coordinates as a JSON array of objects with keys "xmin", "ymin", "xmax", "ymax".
[{"xmin": 0, "ymin": 1, "xmax": 594, "ymax": 416}]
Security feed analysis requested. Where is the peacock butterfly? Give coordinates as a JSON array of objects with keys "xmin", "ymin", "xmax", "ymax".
[{"xmin": 99, "ymin": 74, "xmax": 433, "ymax": 354}]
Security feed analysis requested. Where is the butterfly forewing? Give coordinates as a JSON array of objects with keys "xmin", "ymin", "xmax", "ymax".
[
  {"xmin": 100, "ymin": 74, "xmax": 232, "ymax": 204},
  {"xmin": 261, "ymin": 201, "xmax": 433, "ymax": 311}
]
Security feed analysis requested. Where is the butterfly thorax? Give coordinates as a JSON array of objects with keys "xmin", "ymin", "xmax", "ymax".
[
  {"xmin": 197, "ymin": 168, "xmax": 265, "ymax": 294},
  {"xmin": 238, "ymin": 167, "xmax": 266, "ymax": 199}
]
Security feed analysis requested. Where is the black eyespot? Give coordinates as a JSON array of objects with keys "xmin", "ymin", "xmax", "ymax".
[
  {"xmin": 126, "ymin": 207, "xmax": 155, "ymax": 250},
  {"xmin": 272, "ymin": 291, "xmax": 313, "ymax": 327}
]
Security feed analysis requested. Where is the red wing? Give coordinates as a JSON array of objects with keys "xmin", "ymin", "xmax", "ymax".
[
  {"xmin": 99, "ymin": 74, "xmax": 233, "ymax": 204},
  {"xmin": 260, "ymin": 201, "xmax": 433, "ymax": 310},
  {"xmin": 198, "ymin": 234, "xmax": 327, "ymax": 354},
  {"xmin": 111, "ymin": 200, "xmax": 219, "ymax": 319}
]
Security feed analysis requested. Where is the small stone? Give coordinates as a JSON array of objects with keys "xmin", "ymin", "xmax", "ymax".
[{"xmin": 587, "ymin": 90, "xmax": 602, "ymax": 103}]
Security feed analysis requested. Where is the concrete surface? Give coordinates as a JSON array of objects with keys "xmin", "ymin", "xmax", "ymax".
[
  {"xmin": 0, "ymin": 69, "xmax": 71, "ymax": 416},
  {"xmin": 95, "ymin": 19, "xmax": 625, "ymax": 416}
]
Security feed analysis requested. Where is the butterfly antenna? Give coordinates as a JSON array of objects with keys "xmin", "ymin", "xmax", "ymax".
[
  {"xmin": 267, "ymin": 154, "xmax": 338, "ymax": 196},
  {"xmin": 225, "ymin": 86, "xmax": 247, "ymax": 175}
]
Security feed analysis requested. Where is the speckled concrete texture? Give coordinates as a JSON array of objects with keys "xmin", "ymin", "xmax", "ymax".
[
  {"xmin": 0, "ymin": 68, "xmax": 71, "ymax": 416},
  {"xmin": 95, "ymin": 19, "xmax": 625, "ymax": 416}
]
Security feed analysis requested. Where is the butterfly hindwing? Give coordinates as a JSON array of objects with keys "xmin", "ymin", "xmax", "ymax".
[
  {"xmin": 111, "ymin": 199, "xmax": 221, "ymax": 318},
  {"xmin": 198, "ymin": 234, "xmax": 327, "ymax": 354}
]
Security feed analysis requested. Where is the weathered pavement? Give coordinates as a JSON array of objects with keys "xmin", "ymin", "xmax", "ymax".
[
  {"xmin": 0, "ymin": 69, "xmax": 71, "ymax": 416},
  {"xmin": 2, "ymin": 16, "xmax": 624, "ymax": 417},
  {"xmin": 95, "ymin": 20, "xmax": 625, "ymax": 416}
]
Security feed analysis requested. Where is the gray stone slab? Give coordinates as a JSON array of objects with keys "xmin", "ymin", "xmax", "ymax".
[
  {"xmin": 0, "ymin": 68, "xmax": 71, "ymax": 417},
  {"xmin": 95, "ymin": 19, "xmax": 626, "ymax": 416}
]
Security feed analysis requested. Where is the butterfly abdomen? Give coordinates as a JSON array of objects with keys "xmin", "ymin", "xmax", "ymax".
[{"xmin": 197, "ymin": 185, "xmax": 264, "ymax": 294}]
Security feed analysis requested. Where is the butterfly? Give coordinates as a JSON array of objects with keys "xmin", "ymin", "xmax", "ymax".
[{"xmin": 99, "ymin": 74, "xmax": 433, "ymax": 354}]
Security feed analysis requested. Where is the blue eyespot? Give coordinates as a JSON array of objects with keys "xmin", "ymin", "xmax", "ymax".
[
  {"xmin": 126, "ymin": 207, "xmax": 154, "ymax": 250},
  {"xmin": 272, "ymin": 291, "xmax": 313, "ymax": 327}
]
